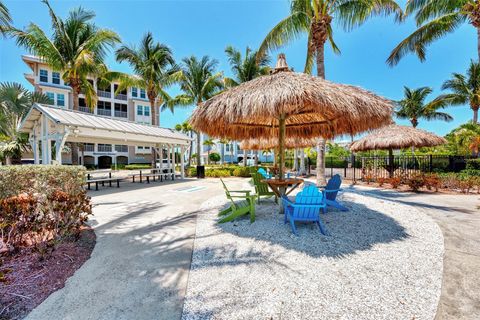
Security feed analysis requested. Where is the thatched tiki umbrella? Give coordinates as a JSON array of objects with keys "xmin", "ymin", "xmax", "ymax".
[
  {"xmin": 350, "ymin": 124, "xmax": 447, "ymax": 177},
  {"xmin": 190, "ymin": 54, "xmax": 394, "ymax": 184}
]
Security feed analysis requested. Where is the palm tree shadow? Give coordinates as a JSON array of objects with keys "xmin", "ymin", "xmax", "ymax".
[{"xmin": 213, "ymin": 198, "xmax": 409, "ymax": 259}]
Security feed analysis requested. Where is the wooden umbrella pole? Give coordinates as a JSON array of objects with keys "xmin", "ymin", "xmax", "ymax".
[{"xmin": 278, "ymin": 114, "xmax": 286, "ymax": 181}]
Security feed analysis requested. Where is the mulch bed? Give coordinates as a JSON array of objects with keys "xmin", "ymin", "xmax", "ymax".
[{"xmin": 0, "ymin": 227, "xmax": 96, "ymax": 320}]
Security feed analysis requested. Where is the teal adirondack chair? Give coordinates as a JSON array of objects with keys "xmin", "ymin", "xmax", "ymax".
[
  {"xmin": 251, "ymin": 172, "xmax": 277, "ymax": 204},
  {"xmin": 282, "ymin": 185, "xmax": 328, "ymax": 236},
  {"xmin": 257, "ymin": 168, "xmax": 272, "ymax": 179},
  {"xmin": 218, "ymin": 179, "xmax": 256, "ymax": 223}
]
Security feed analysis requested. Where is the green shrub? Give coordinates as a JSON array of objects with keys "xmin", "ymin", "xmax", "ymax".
[
  {"xmin": 466, "ymin": 159, "xmax": 480, "ymax": 170},
  {"xmin": 187, "ymin": 167, "xmax": 197, "ymax": 177},
  {"xmin": 205, "ymin": 169, "xmax": 230, "ymax": 177},
  {"xmin": 233, "ymin": 167, "xmax": 251, "ymax": 177},
  {"xmin": 460, "ymin": 169, "xmax": 480, "ymax": 177},
  {"xmin": 125, "ymin": 164, "xmax": 151, "ymax": 170},
  {"xmin": 0, "ymin": 165, "xmax": 92, "ymax": 252},
  {"xmin": 111, "ymin": 164, "xmax": 126, "ymax": 170},
  {"xmin": 406, "ymin": 173, "xmax": 425, "ymax": 192},
  {"xmin": 208, "ymin": 152, "xmax": 221, "ymax": 164}
]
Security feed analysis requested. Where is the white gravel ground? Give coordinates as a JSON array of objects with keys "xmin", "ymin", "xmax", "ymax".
[{"xmin": 182, "ymin": 184, "xmax": 444, "ymax": 320}]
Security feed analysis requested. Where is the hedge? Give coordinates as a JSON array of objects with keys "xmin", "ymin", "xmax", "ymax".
[
  {"xmin": 0, "ymin": 165, "xmax": 92, "ymax": 253},
  {"xmin": 187, "ymin": 165, "xmax": 253, "ymax": 178},
  {"xmin": 466, "ymin": 159, "xmax": 480, "ymax": 170},
  {"xmin": 124, "ymin": 164, "xmax": 151, "ymax": 170}
]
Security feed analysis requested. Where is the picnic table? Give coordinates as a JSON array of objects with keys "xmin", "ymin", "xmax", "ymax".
[
  {"xmin": 261, "ymin": 178, "xmax": 304, "ymax": 214},
  {"xmin": 86, "ymin": 170, "xmax": 123, "ymax": 191},
  {"xmin": 130, "ymin": 168, "xmax": 175, "ymax": 183}
]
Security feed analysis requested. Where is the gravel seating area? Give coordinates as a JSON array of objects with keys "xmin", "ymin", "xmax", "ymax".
[{"xmin": 182, "ymin": 185, "xmax": 444, "ymax": 320}]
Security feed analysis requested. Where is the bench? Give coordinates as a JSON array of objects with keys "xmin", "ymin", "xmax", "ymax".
[
  {"xmin": 86, "ymin": 177, "xmax": 123, "ymax": 191},
  {"xmin": 131, "ymin": 169, "xmax": 175, "ymax": 183}
]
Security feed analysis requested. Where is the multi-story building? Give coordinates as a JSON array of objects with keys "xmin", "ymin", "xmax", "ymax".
[{"xmin": 22, "ymin": 55, "xmax": 162, "ymax": 167}]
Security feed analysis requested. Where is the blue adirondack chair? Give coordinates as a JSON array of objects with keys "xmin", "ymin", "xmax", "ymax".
[
  {"xmin": 320, "ymin": 174, "xmax": 348, "ymax": 213},
  {"xmin": 257, "ymin": 168, "xmax": 272, "ymax": 179},
  {"xmin": 281, "ymin": 186, "xmax": 328, "ymax": 236}
]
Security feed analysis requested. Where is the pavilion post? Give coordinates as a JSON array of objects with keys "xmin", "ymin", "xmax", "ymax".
[
  {"xmin": 159, "ymin": 144, "xmax": 164, "ymax": 172},
  {"xmin": 388, "ymin": 149, "xmax": 394, "ymax": 178},
  {"xmin": 172, "ymin": 144, "xmax": 176, "ymax": 178},
  {"xmin": 278, "ymin": 114, "xmax": 286, "ymax": 180},
  {"xmin": 180, "ymin": 146, "xmax": 186, "ymax": 179}
]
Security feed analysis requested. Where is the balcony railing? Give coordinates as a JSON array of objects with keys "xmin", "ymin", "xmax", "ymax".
[
  {"xmin": 97, "ymin": 90, "xmax": 111, "ymax": 98},
  {"xmin": 115, "ymin": 145, "xmax": 128, "ymax": 153},
  {"xmin": 114, "ymin": 110, "xmax": 128, "ymax": 118},
  {"xmin": 79, "ymin": 106, "xmax": 93, "ymax": 114},
  {"xmin": 115, "ymin": 93, "xmax": 128, "ymax": 101},
  {"xmin": 97, "ymin": 109, "xmax": 111, "ymax": 117},
  {"xmin": 83, "ymin": 144, "xmax": 94, "ymax": 152},
  {"xmin": 97, "ymin": 145, "xmax": 112, "ymax": 152}
]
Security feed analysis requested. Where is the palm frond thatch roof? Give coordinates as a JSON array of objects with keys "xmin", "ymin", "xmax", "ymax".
[
  {"xmin": 240, "ymin": 137, "xmax": 318, "ymax": 150},
  {"xmin": 190, "ymin": 71, "xmax": 394, "ymax": 140},
  {"xmin": 350, "ymin": 124, "xmax": 447, "ymax": 152}
]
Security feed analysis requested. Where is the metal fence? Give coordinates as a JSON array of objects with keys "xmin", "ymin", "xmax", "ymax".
[{"xmin": 308, "ymin": 155, "xmax": 475, "ymax": 182}]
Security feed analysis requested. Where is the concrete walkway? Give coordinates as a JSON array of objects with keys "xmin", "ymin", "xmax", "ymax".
[
  {"xmin": 25, "ymin": 178, "xmax": 231, "ymax": 320},
  {"xmin": 347, "ymin": 185, "xmax": 480, "ymax": 320}
]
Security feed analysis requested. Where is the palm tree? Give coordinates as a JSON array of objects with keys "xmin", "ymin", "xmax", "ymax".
[
  {"xmin": 258, "ymin": 0, "xmax": 402, "ymax": 184},
  {"xmin": 169, "ymin": 56, "xmax": 223, "ymax": 167},
  {"xmin": 203, "ymin": 138, "xmax": 215, "ymax": 165},
  {"xmin": 0, "ymin": 82, "xmax": 50, "ymax": 164},
  {"xmin": 396, "ymin": 86, "xmax": 453, "ymax": 127},
  {"xmin": 115, "ymin": 32, "xmax": 178, "ymax": 127},
  {"xmin": 175, "ymin": 121, "xmax": 194, "ymax": 166},
  {"xmin": 388, "ymin": 1, "xmax": 480, "ymax": 65},
  {"xmin": 435, "ymin": 61, "xmax": 480, "ymax": 124},
  {"xmin": 224, "ymin": 46, "xmax": 270, "ymax": 87},
  {"xmin": 9, "ymin": 0, "xmax": 120, "ymax": 164},
  {"xmin": 0, "ymin": 1, "xmax": 12, "ymax": 36},
  {"xmin": 219, "ymin": 138, "xmax": 230, "ymax": 164},
  {"xmin": 262, "ymin": 149, "xmax": 272, "ymax": 163}
]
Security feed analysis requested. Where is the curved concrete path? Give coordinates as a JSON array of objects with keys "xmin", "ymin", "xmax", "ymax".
[
  {"xmin": 25, "ymin": 178, "xmax": 228, "ymax": 320},
  {"xmin": 348, "ymin": 185, "xmax": 480, "ymax": 320}
]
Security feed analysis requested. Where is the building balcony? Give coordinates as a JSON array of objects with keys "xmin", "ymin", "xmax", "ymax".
[
  {"xmin": 97, "ymin": 145, "xmax": 112, "ymax": 153},
  {"xmin": 115, "ymin": 145, "xmax": 128, "ymax": 153},
  {"xmin": 79, "ymin": 106, "xmax": 94, "ymax": 114},
  {"xmin": 114, "ymin": 110, "xmax": 128, "ymax": 118},
  {"xmin": 83, "ymin": 144, "xmax": 95, "ymax": 152},
  {"xmin": 97, "ymin": 90, "xmax": 111, "ymax": 98},
  {"xmin": 114, "ymin": 93, "xmax": 128, "ymax": 101},
  {"xmin": 97, "ymin": 109, "xmax": 111, "ymax": 117}
]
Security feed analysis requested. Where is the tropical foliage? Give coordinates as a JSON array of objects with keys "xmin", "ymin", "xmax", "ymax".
[
  {"xmin": 388, "ymin": 0, "xmax": 480, "ymax": 65},
  {"xmin": 444, "ymin": 122, "xmax": 480, "ymax": 156},
  {"xmin": 396, "ymin": 86, "xmax": 452, "ymax": 127},
  {"xmin": 175, "ymin": 121, "xmax": 194, "ymax": 166},
  {"xmin": 224, "ymin": 46, "xmax": 270, "ymax": 87},
  {"xmin": 0, "ymin": 82, "xmax": 50, "ymax": 164},
  {"xmin": 0, "ymin": 0, "xmax": 12, "ymax": 35},
  {"xmin": 115, "ymin": 32, "xmax": 179, "ymax": 126},
  {"xmin": 435, "ymin": 61, "xmax": 480, "ymax": 124}
]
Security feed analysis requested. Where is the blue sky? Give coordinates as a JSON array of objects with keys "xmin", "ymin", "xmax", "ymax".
[{"xmin": 0, "ymin": 0, "xmax": 476, "ymax": 138}]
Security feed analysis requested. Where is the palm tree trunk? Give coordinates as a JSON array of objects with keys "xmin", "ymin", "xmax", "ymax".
[
  {"xmin": 316, "ymin": 42, "xmax": 327, "ymax": 186},
  {"xmin": 477, "ymin": 27, "xmax": 480, "ymax": 62},
  {"xmin": 230, "ymin": 144, "xmax": 234, "ymax": 164},
  {"xmin": 71, "ymin": 88, "xmax": 80, "ymax": 165},
  {"xmin": 243, "ymin": 149, "xmax": 247, "ymax": 166},
  {"xmin": 254, "ymin": 150, "xmax": 259, "ymax": 166},
  {"xmin": 473, "ymin": 106, "xmax": 479, "ymax": 124},
  {"xmin": 188, "ymin": 131, "xmax": 193, "ymax": 166},
  {"xmin": 221, "ymin": 143, "xmax": 225, "ymax": 165},
  {"xmin": 196, "ymin": 132, "xmax": 201, "ymax": 166},
  {"xmin": 150, "ymin": 98, "xmax": 157, "ymax": 167}
]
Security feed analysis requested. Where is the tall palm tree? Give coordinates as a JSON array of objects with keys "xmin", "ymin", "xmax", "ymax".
[
  {"xmin": 224, "ymin": 46, "xmax": 270, "ymax": 87},
  {"xmin": 219, "ymin": 138, "xmax": 230, "ymax": 164},
  {"xmin": 0, "ymin": 1, "xmax": 12, "ymax": 36},
  {"xmin": 446, "ymin": 122, "xmax": 480, "ymax": 156},
  {"xmin": 0, "ymin": 82, "xmax": 50, "ymax": 163},
  {"xmin": 169, "ymin": 56, "xmax": 223, "ymax": 166},
  {"xmin": 258, "ymin": 0, "xmax": 402, "ymax": 184},
  {"xmin": 396, "ymin": 86, "xmax": 453, "ymax": 127},
  {"xmin": 115, "ymin": 32, "xmax": 178, "ymax": 127},
  {"xmin": 175, "ymin": 121, "xmax": 194, "ymax": 166},
  {"xmin": 388, "ymin": 1, "xmax": 480, "ymax": 65},
  {"xmin": 203, "ymin": 138, "xmax": 215, "ymax": 165},
  {"xmin": 435, "ymin": 61, "xmax": 480, "ymax": 124},
  {"xmin": 9, "ymin": 0, "xmax": 120, "ymax": 164}
]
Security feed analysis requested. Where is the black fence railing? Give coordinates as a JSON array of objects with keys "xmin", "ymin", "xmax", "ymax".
[{"xmin": 294, "ymin": 155, "xmax": 475, "ymax": 182}]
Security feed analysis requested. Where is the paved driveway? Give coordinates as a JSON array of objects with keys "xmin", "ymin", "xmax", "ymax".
[{"xmin": 25, "ymin": 178, "xmax": 233, "ymax": 320}]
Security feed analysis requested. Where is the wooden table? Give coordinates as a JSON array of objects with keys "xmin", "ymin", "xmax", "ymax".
[{"xmin": 261, "ymin": 178, "xmax": 304, "ymax": 214}]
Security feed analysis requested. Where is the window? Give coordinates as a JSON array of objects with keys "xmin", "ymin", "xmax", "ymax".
[
  {"xmin": 46, "ymin": 92, "xmax": 54, "ymax": 104},
  {"xmin": 115, "ymin": 145, "xmax": 128, "ymax": 153},
  {"xmin": 131, "ymin": 87, "xmax": 138, "ymax": 97},
  {"xmin": 97, "ymin": 101, "xmax": 111, "ymax": 116},
  {"xmin": 140, "ymin": 89, "xmax": 146, "ymax": 99},
  {"xmin": 97, "ymin": 144, "xmax": 112, "ymax": 152},
  {"xmin": 40, "ymin": 69, "xmax": 48, "ymax": 82},
  {"xmin": 52, "ymin": 72, "xmax": 60, "ymax": 85},
  {"xmin": 57, "ymin": 93, "xmax": 65, "ymax": 107},
  {"xmin": 143, "ymin": 106, "xmax": 150, "ymax": 116},
  {"xmin": 114, "ymin": 103, "xmax": 128, "ymax": 118},
  {"xmin": 137, "ymin": 105, "xmax": 143, "ymax": 116}
]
